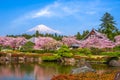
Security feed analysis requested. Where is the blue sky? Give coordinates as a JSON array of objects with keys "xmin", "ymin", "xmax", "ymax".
[{"xmin": 0, "ymin": 0, "xmax": 120, "ymax": 36}]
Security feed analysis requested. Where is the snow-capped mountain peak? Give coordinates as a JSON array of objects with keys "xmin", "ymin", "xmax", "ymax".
[{"xmin": 27, "ymin": 24, "xmax": 61, "ymax": 34}]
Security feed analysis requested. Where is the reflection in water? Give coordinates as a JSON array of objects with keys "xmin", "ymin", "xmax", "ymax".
[
  {"xmin": 0, "ymin": 62, "xmax": 74, "ymax": 80},
  {"xmin": 0, "ymin": 63, "xmax": 120, "ymax": 80}
]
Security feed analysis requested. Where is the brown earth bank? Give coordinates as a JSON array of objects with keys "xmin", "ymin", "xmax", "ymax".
[{"xmin": 51, "ymin": 70, "xmax": 120, "ymax": 80}]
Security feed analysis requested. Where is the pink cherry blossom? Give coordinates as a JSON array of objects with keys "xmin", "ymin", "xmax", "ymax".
[
  {"xmin": 81, "ymin": 37, "xmax": 115, "ymax": 48},
  {"xmin": 62, "ymin": 36, "xmax": 80, "ymax": 46},
  {"xmin": 34, "ymin": 37, "xmax": 62, "ymax": 50},
  {"xmin": 114, "ymin": 35, "xmax": 120, "ymax": 46},
  {"xmin": 0, "ymin": 37, "xmax": 27, "ymax": 49}
]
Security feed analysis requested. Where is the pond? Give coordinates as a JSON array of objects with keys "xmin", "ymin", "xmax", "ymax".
[
  {"xmin": 0, "ymin": 62, "xmax": 120, "ymax": 80},
  {"xmin": 0, "ymin": 62, "xmax": 74, "ymax": 80}
]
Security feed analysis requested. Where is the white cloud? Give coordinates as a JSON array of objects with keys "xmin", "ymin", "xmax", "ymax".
[
  {"xmin": 31, "ymin": 8, "xmax": 51, "ymax": 18},
  {"xmin": 11, "ymin": 1, "xmax": 59, "ymax": 26},
  {"xmin": 11, "ymin": 0, "xmax": 111, "ymax": 28},
  {"xmin": 29, "ymin": 2, "xmax": 60, "ymax": 18}
]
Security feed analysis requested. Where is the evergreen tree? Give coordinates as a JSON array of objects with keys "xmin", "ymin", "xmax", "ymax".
[
  {"xmin": 82, "ymin": 30, "xmax": 89, "ymax": 39},
  {"xmin": 76, "ymin": 32, "xmax": 81, "ymax": 40},
  {"xmin": 35, "ymin": 30, "xmax": 39, "ymax": 37},
  {"xmin": 99, "ymin": 12, "xmax": 119, "ymax": 40},
  {"xmin": 54, "ymin": 33, "xmax": 57, "ymax": 38},
  {"xmin": 21, "ymin": 34, "xmax": 32, "ymax": 39}
]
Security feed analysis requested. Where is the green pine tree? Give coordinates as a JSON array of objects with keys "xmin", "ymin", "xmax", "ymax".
[
  {"xmin": 76, "ymin": 32, "xmax": 81, "ymax": 40},
  {"xmin": 82, "ymin": 30, "xmax": 89, "ymax": 39},
  {"xmin": 35, "ymin": 30, "xmax": 39, "ymax": 37},
  {"xmin": 99, "ymin": 12, "xmax": 119, "ymax": 40}
]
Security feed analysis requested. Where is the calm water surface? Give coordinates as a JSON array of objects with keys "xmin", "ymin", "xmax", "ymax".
[
  {"xmin": 0, "ymin": 62, "xmax": 74, "ymax": 80},
  {"xmin": 0, "ymin": 62, "xmax": 119, "ymax": 80}
]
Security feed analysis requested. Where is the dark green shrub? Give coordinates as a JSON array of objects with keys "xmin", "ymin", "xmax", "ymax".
[
  {"xmin": 56, "ymin": 45, "xmax": 73, "ymax": 58},
  {"xmin": 20, "ymin": 41, "xmax": 35, "ymax": 51},
  {"xmin": 77, "ymin": 48, "xmax": 92, "ymax": 55},
  {"xmin": 21, "ymin": 49, "xmax": 56, "ymax": 54}
]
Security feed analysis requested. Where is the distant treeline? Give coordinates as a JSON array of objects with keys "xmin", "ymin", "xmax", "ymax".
[{"xmin": 6, "ymin": 30, "xmax": 90, "ymax": 41}]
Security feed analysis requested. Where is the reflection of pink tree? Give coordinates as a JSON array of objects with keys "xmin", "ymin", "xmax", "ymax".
[
  {"xmin": 81, "ymin": 37, "xmax": 115, "ymax": 48},
  {"xmin": 34, "ymin": 37, "xmax": 61, "ymax": 50},
  {"xmin": 34, "ymin": 65, "xmax": 44, "ymax": 80},
  {"xmin": 62, "ymin": 37, "xmax": 80, "ymax": 46},
  {"xmin": 0, "ymin": 65, "xmax": 25, "ymax": 78},
  {"xmin": 34, "ymin": 65, "xmax": 58, "ymax": 80},
  {"xmin": 0, "ymin": 66, "xmax": 12, "ymax": 77},
  {"xmin": 0, "ymin": 37, "xmax": 27, "ymax": 50},
  {"xmin": 115, "ymin": 35, "xmax": 120, "ymax": 46}
]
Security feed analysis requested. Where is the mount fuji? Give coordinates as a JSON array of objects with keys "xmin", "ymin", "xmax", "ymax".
[{"xmin": 27, "ymin": 24, "xmax": 61, "ymax": 34}]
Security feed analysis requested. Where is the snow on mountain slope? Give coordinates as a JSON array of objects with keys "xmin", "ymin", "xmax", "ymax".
[{"xmin": 27, "ymin": 24, "xmax": 61, "ymax": 34}]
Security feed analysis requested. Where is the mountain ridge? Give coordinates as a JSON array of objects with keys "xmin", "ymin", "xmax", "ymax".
[{"xmin": 27, "ymin": 24, "xmax": 61, "ymax": 34}]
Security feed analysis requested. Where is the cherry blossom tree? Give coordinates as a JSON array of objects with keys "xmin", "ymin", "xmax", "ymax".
[
  {"xmin": 0, "ymin": 37, "xmax": 27, "ymax": 50},
  {"xmin": 114, "ymin": 35, "xmax": 120, "ymax": 46},
  {"xmin": 81, "ymin": 37, "xmax": 116, "ymax": 48},
  {"xmin": 62, "ymin": 36, "xmax": 81, "ymax": 47},
  {"xmin": 10, "ymin": 37, "xmax": 27, "ymax": 49},
  {"xmin": 34, "ymin": 37, "xmax": 62, "ymax": 50}
]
